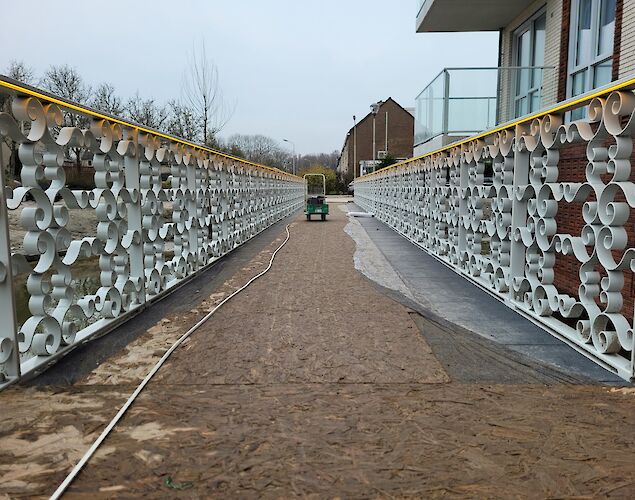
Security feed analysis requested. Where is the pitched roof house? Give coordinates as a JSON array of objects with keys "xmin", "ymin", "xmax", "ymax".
[{"xmin": 337, "ymin": 98, "xmax": 414, "ymax": 178}]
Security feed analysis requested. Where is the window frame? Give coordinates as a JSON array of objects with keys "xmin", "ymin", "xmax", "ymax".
[
  {"xmin": 511, "ymin": 7, "xmax": 547, "ymax": 118},
  {"xmin": 567, "ymin": 0, "xmax": 616, "ymax": 99}
]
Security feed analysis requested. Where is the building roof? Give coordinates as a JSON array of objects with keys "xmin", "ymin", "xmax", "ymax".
[{"xmin": 339, "ymin": 97, "xmax": 413, "ymax": 154}]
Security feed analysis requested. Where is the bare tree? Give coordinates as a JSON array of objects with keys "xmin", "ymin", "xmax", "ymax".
[
  {"xmin": 297, "ymin": 151, "xmax": 340, "ymax": 171},
  {"xmin": 41, "ymin": 65, "xmax": 92, "ymax": 117},
  {"xmin": 221, "ymin": 134, "xmax": 291, "ymax": 170},
  {"xmin": 125, "ymin": 92, "xmax": 168, "ymax": 130},
  {"xmin": 41, "ymin": 64, "xmax": 92, "ymax": 168},
  {"xmin": 182, "ymin": 42, "xmax": 231, "ymax": 145},
  {"xmin": 6, "ymin": 60, "xmax": 34, "ymax": 84},
  {"xmin": 2, "ymin": 61, "xmax": 36, "ymax": 180},
  {"xmin": 2, "ymin": 61, "xmax": 35, "ymax": 112},
  {"xmin": 91, "ymin": 82, "xmax": 124, "ymax": 116},
  {"xmin": 166, "ymin": 100, "xmax": 200, "ymax": 141}
]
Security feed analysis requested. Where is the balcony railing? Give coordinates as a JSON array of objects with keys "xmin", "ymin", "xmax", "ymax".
[
  {"xmin": 356, "ymin": 74, "xmax": 635, "ymax": 381},
  {"xmin": 415, "ymin": 67, "xmax": 557, "ymax": 149},
  {"xmin": 0, "ymin": 76, "xmax": 305, "ymax": 389}
]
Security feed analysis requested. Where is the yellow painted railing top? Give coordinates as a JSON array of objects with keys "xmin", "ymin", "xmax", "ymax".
[{"xmin": 0, "ymin": 76, "xmax": 302, "ymax": 180}]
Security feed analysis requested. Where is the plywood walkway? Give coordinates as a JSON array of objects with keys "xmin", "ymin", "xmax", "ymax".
[{"xmin": 2, "ymin": 207, "xmax": 635, "ymax": 498}]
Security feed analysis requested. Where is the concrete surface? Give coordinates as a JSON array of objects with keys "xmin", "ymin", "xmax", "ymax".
[
  {"xmin": 345, "ymin": 205, "xmax": 623, "ymax": 383},
  {"xmin": 325, "ymin": 195, "xmax": 354, "ymax": 203}
]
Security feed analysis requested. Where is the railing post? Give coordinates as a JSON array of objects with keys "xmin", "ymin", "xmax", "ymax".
[
  {"xmin": 458, "ymin": 150, "xmax": 468, "ymax": 259},
  {"xmin": 123, "ymin": 128, "xmax": 146, "ymax": 306},
  {"xmin": 509, "ymin": 139, "xmax": 529, "ymax": 297},
  {"xmin": 185, "ymin": 151, "xmax": 198, "ymax": 266},
  {"xmin": 0, "ymin": 147, "xmax": 20, "ymax": 386},
  {"xmin": 443, "ymin": 69, "xmax": 450, "ymax": 137}
]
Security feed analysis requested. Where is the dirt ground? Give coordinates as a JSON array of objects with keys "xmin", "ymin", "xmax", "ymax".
[
  {"xmin": 2, "ymin": 207, "xmax": 635, "ymax": 498},
  {"xmin": 7, "ymin": 202, "xmax": 97, "ymax": 253}
]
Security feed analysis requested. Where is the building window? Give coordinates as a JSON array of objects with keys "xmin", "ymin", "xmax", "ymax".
[
  {"xmin": 512, "ymin": 10, "xmax": 546, "ymax": 118},
  {"xmin": 568, "ymin": 0, "xmax": 616, "ymax": 117}
]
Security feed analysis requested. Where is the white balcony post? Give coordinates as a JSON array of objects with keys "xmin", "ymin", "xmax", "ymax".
[
  {"xmin": 123, "ymin": 128, "xmax": 146, "ymax": 306},
  {"xmin": 442, "ymin": 70, "xmax": 450, "ymax": 137},
  {"xmin": 0, "ymin": 147, "xmax": 20, "ymax": 385},
  {"xmin": 509, "ymin": 141, "xmax": 529, "ymax": 296}
]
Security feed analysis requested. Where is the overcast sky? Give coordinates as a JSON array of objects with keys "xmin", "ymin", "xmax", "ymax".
[{"xmin": 0, "ymin": 1, "xmax": 498, "ymax": 155}]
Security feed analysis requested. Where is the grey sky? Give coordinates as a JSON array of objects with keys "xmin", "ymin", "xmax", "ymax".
[{"xmin": 0, "ymin": 1, "xmax": 498, "ymax": 155}]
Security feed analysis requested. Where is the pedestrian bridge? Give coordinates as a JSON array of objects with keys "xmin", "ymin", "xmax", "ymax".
[
  {"xmin": 3, "ymin": 75, "xmax": 635, "ymax": 498},
  {"xmin": 5, "ymin": 75, "xmax": 635, "ymax": 386}
]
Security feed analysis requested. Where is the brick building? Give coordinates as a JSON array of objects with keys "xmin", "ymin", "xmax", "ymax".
[
  {"xmin": 415, "ymin": 0, "xmax": 633, "ymax": 155},
  {"xmin": 415, "ymin": 0, "xmax": 635, "ymax": 321},
  {"xmin": 417, "ymin": 0, "xmax": 634, "ymax": 105},
  {"xmin": 337, "ymin": 98, "xmax": 414, "ymax": 178}
]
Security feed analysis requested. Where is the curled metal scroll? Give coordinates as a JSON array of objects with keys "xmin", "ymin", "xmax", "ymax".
[
  {"xmin": 355, "ymin": 91, "xmax": 635, "ymax": 378},
  {"xmin": 0, "ymin": 88, "xmax": 304, "ymax": 384}
]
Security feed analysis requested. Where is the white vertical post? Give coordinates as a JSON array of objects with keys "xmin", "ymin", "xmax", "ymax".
[
  {"xmin": 123, "ymin": 129, "xmax": 146, "ymax": 306},
  {"xmin": 510, "ymin": 145, "xmax": 529, "ymax": 300},
  {"xmin": 0, "ymin": 146, "xmax": 20, "ymax": 385}
]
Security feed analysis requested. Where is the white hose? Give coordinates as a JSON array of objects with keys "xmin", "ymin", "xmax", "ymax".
[
  {"xmin": 347, "ymin": 211, "xmax": 374, "ymax": 218},
  {"xmin": 50, "ymin": 224, "xmax": 293, "ymax": 500}
]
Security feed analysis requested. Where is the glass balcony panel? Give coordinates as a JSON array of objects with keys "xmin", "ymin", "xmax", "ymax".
[
  {"xmin": 517, "ymin": 67, "xmax": 531, "ymax": 96},
  {"xmin": 415, "ymin": 66, "xmax": 556, "ymax": 148},
  {"xmin": 447, "ymin": 97, "xmax": 497, "ymax": 133},
  {"xmin": 415, "ymin": 71, "xmax": 446, "ymax": 145},
  {"xmin": 515, "ymin": 96, "xmax": 528, "ymax": 117},
  {"xmin": 447, "ymin": 68, "xmax": 498, "ymax": 98}
]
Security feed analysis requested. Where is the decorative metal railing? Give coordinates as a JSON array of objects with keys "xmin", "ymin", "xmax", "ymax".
[
  {"xmin": 0, "ymin": 77, "xmax": 305, "ymax": 389},
  {"xmin": 356, "ymin": 76, "xmax": 635, "ymax": 381}
]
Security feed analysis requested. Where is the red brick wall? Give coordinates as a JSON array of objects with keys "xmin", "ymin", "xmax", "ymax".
[
  {"xmin": 552, "ymin": 140, "xmax": 635, "ymax": 318},
  {"xmin": 558, "ymin": 0, "xmax": 572, "ymax": 102},
  {"xmin": 613, "ymin": 0, "xmax": 624, "ymax": 81}
]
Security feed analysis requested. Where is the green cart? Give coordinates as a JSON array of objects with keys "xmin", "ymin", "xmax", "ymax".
[{"xmin": 304, "ymin": 173, "xmax": 329, "ymax": 221}]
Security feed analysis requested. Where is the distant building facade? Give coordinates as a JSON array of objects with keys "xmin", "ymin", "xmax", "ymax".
[{"xmin": 337, "ymin": 98, "xmax": 414, "ymax": 178}]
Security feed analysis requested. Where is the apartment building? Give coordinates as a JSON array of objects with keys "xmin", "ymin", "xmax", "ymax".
[{"xmin": 414, "ymin": 0, "xmax": 632, "ymax": 155}]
